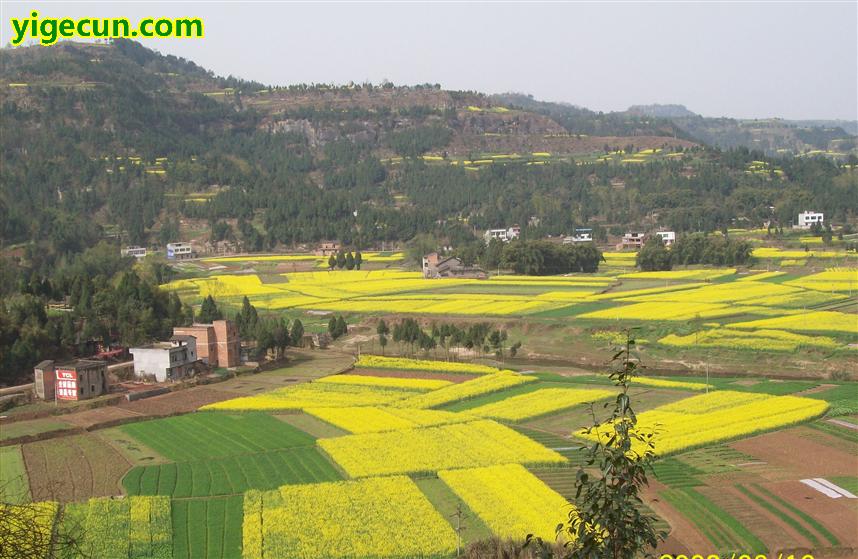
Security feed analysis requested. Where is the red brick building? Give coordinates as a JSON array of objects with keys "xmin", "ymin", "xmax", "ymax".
[{"xmin": 173, "ymin": 320, "xmax": 240, "ymax": 368}]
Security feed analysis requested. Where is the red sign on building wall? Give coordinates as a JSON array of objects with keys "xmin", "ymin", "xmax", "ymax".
[{"xmin": 55, "ymin": 369, "xmax": 79, "ymax": 400}]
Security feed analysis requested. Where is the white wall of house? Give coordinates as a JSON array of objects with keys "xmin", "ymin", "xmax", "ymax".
[{"xmin": 797, "ymin": 211, "xmax": 824, "ymax": 229}]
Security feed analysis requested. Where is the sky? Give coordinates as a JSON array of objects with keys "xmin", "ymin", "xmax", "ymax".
[{"xmin": 1, "ymin": 1, "xmax": 856, "ymax": 121}]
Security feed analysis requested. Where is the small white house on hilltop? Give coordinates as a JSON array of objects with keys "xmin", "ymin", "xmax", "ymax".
[
  {"xmin": 121, "ymin": 246, "xmax": 147, "ymax": 259},
  {"xmin": 483, "ymin": 226, "xmax": 520, "ymax": 244},
  {"xmin": 797, "ymin": 211, "xmax": 824, "ymax": 229},
  {"xmin": 563, "ymin": 228, "xmax": 593, "ymax": 244}
]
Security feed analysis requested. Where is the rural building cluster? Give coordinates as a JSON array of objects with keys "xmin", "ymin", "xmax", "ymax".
[{"xmin": 29, "ymin": 320, "xmax": 241, "ymax": 403}]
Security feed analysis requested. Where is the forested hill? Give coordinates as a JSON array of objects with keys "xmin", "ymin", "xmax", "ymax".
[{"xmin": 1, "ymin": 40, "xmax": 856, "ymax": 262}]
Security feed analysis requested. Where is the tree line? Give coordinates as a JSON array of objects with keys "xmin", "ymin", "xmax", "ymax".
[
  {"xmin": 636, "ymin": 233, "xmax": 753, "ymax": 271},
  {"xmin": 376, "ymin": 318, "xmax": 520, "ymax": 362}
]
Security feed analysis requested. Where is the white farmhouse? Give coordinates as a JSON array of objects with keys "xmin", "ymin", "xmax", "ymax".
[
  {"xmin": 797, "ymin": 211, "xmax": 824, "ymax": 229},
  {"xmin": 563, "ymin": 228, "xmax": 593, "ymax": 244},
  {"xmin": 483, "ymin": 226, "xmax": 521, "ymax": 244},
  {"xmin": 129, "ymin": 336, "xmax": 199, "ymax": 382}
]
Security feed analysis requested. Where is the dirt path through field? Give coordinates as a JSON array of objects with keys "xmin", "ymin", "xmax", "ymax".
[{"xmin": 646, "ymin": 480, "xmax": 712, "ymax": 554}]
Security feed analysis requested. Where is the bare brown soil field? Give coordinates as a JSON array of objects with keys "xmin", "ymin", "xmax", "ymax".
[
  {"xmin": 766, "ymin": 480, "xmax": 858, "ymax": 546},
  {"xmin": 732, "ymin": 427, "xmax": 857, "ymax": 478},
  {"xmin": 348, "ymin": 368, "xmax": 474, "ymax": 383},
  {"xmin": 22, "ymin": 433, "xmax": 130, "ymax": 502},
  {"xmin": 703, "ymin": 484, "xmax": 813, "ymax": 550},
  {"xmin": 276, "ymin": 412, "xmax": 349, "ymax": 438},
  {"xmin": 61, "ymin": 406, "xmax": 141, "ymax": 428},
  {"xmin": 117, "ymin": 386, "xmax": 237, "ymax": 415}
]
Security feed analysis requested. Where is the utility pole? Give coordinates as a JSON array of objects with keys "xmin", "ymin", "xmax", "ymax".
[{"xmin": 450, "ymin": 502, "xmax": 467, "ymax": 557}]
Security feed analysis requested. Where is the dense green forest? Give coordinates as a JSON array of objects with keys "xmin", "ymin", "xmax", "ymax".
[{"xmin": 2, "ymin": 40, "xmax": 856, "ymax": 255}]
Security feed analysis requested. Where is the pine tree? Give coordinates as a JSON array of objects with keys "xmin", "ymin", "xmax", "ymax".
[
  {"xmin": 290, "ymin": 319, "xmax": 305, "ymax": 346},
  {"xmin": 198, "ymin": 295, "xmax": 223, "ymax": 323},
  {"xmin": 377, "ymin": 319, "xmax": 390, "ymax": 355}
]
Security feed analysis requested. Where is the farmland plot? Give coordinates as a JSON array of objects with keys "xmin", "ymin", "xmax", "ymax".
[
  {"xmin": 172, "ymin": 496, "xmax": 243, "ymax": 559},
  {"xmin": 0, "ymin": 445, "xmax": 30, "ymax": 503},
  {"xmin": 59, "ymin": 496, "xmax": 172, "ymax": 559},
  {"xmin": 317, "ymin": 419, "xmax": 566, "ymax": 477},
  {"xmin": 120, "ymin": 412, "xmax": 315, "ymax": 461},
  {"xmin": 22, "ymin": 434, "xmax": 130, "ymax": 501},
  {"xmin": 243, "ymin": 476, "xmax": 458, "ymax": 559},
  {"xmin": 578, "ymin": 391, "xmax": 829, "ymax": 456},
  {"xmin": 123, "ymin": 447, "xmax": 340, "ymax": 497},
  {"xmin": 439, "ymin": 464, "xmax": 572, "ymax": 541}
]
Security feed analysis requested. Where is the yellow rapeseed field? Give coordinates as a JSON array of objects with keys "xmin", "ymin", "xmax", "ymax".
[
  {"xmin": 632, "ymin": 377, "xmax": 711, "ymax": 391},
  {"xmin": 317, "ymin": 419, "xmax": 566, "ymax": 477},
  {"xmin": 243, "ymin": 476, "xmax": 457, "ymax": 559},
  {"xmin": 579, "ymin": 301, "xmax": 737, "ymax": 321},
  {"xmin": 736, "ymin": 271, "xmax": 786, "ymax": 281},
  {"xmin": 467, "ymin": 388, "xmax": 614, "ymax": 421},
  {"xmin": 305, "ymin": 406, "xmax": 469, "ymax": 433},
  {"xmin": 392, "ymin": 373, "xmax": 536, "ymax": 409},
  {"xmin": 316, "ymin": 374, "xmax": 452, "ymax": 391},
  {"xmin": 439, "ymin": 464, "xmax": 573, "ymax": 541},
  {"xmin": 619, "ymin": 269, "xmax": 736, "ymax": 281},
  {"xmin": 727, "ymin": 311, "xmax": 858, "ymax": 335},
  {"xmin": 577, "ymin": 391, "xmax": 828, "ymax": 456},
  {"xmin": 659, "ymin": 328, "xmax": 842, "ymax": 352},
  {"xmin": 356, "ymin": 354, "xmax": 516, "ymax": 375},
  {"xmin": 201, "ymin": 382, "xmax": 415, "ymax": 411}
]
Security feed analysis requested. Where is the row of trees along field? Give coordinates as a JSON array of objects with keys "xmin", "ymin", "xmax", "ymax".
[
  {"xmin": 451, "ymin": 239, "xmax": 602, "ymax": 275},
  {"xmin": 637, "ymin": 233, "xmax": 754, "ymax": 271},
  {"xmin": 376, "ymin": 318, "xmax": 521, "ymax": 361},
  {"xmin": 327, "ymin": 251, "xmax": 363, "ymax": 270}
]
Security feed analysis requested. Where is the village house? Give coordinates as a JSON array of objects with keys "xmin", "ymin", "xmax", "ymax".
[
  {"xmin": 314, "ymin": 241, "xmax": 341, "ymax": 257},
  {"xmin": 34, "ymin": 359, "xmax": 109, "ymax": 401},
  {"xmin": 120, "ymin": 246, "xmax": 148, "ymax": 259},
  {"xmin": 483, "ymin": 226, "xmax": 520, "ymax": 244},
  {"xmin": 166, "ymin": 242, "xmax": 194, "ymax": 260},
  {"xmin": 173, "ymin": 320, "xmax": 241, "ymax": 368},
  {"xmin": 563, "ymin": 228, "xmax": 593, "ymax": 244},
  {"xmin": 422, "ymin": 252, "xmax": 486, "ymax": 279},
  {"xmin": 129, "ymin": 336, "xmax": 199, "ymax": 382},
  {"xmin": 619, "ymin": 232, "xmax": 646, "ymax": 250},
  {"xmin": 796, "ymin": 211, "xmax": 824, "ymax": 229}
]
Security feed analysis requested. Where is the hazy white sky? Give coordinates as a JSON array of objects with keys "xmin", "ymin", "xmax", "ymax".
[{"xmin": 1, "ymin": 1, "xmax": 856, "ymax": 120}]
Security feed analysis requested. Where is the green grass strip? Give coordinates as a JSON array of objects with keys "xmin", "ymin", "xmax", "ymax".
[
  {"xmin": 684, "ymin": 487, "xmax": 766, "ymax": 553},
  {"xmin": 736, "ymin": 485, "xmax": 819, "ymax": 546},
  {"xmin": 751, "ymin": 484, "xmax": 839, "ymax": 546},
  {"xmin": 806, "ymin": 421, "xmax": 858, "ymax": 444},
  {"xmin": 660, "ymin": 489, "xmax": 731, "ymax": 549}
]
